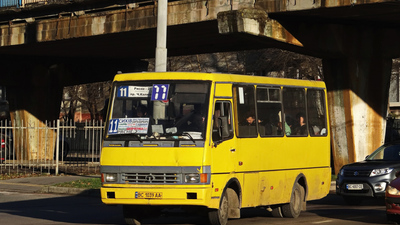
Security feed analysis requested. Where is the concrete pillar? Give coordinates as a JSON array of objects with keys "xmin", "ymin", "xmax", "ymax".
[
  {"xmin": 4, "ymin": 63, "xmax": 63, "ymax": 160},
  {"xmin": 155, "ymin": 0, "xmax": 168, "ymax": 72},
  {"xmin": 323, "ymin": 57, "xmax": 392, "ymax": 174}
]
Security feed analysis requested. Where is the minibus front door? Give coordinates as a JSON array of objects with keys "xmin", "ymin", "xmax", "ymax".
[{"xmin": 211, "ymin": 100, "xmax": 237, "ymax": 173}]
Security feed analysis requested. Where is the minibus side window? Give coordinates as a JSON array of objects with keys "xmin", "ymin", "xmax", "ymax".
[
  {"xmin": 256, "ymin": 87, "xmax": 284, "ymax": 137},
  {"xmin": 283, "ymin": 87, "xmax": 307, "ymax": 136},
  {"xmin": 234, "ymin": 85, "xmax": 257, "ymax": 137},
  {"xmin": 307, "ymin": 89, "xmax": 327, "ymax": 136}
]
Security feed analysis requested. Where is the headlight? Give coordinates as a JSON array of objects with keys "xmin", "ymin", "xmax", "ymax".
[
  {"xmin": 370, "ymin": 168, "xmax": 393, "ymax": 177},
  {"xmin": 184, "ymin": 173, "xmax": 209, "ymax": 183},
  {"xmin": 104, "ymin": 173, "xmax": 118, "ymax": 182},
  {"xmin": 339, "ymin": 168, "xmax": 344, "ymax": 176},
  {"xmin": 388, "ymin": 185, "xmax": 400, "ymax": 195},
  {"xmin": 185, "ymin": 173, "xmax": 200, "ymax": 183}
]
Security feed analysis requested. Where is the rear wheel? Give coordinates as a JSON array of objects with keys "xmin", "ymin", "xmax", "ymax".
[
  {"xmin": 208, "ymin": 188, "xmax": 230, "ymax": 225},
  {"xmin": 270, "ymin": 205, "xmax": 283, "ymax": 218},
  {"xmin": 282, "ymin": 183, "xmax": 304, "ymax": 218}
]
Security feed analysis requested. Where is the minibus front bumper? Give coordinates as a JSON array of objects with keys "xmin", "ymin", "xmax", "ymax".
[{"xmin": 101, "ymin": 185, "xmax": 213, "ymax": 206}]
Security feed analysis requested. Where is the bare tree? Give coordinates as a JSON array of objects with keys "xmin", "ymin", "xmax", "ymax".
[{"xmin": 60, "ymin": 81, "xmax": 111, "ymax": 121}]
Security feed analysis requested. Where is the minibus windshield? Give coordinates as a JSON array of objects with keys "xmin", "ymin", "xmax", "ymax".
[{"xmin": 106, "ymin": 81, "xmax": 211, "ymax": 141}]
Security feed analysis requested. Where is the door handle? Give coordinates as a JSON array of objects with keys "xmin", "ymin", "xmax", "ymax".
[{"xmin": 230, "ymin": 148, "xmax": 236, "ymax": 152}]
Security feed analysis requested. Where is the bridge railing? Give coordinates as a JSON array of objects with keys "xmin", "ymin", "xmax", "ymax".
[
  {"xmin": 0, "ymin": 119, "xmax": 105, "ymax": 175},
  {"xmin": 0, "ymin": 0, "xmax": 57, "ymax": 8}
]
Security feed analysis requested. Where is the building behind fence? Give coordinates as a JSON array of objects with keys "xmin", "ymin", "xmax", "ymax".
[{"xmin": 0, "ymin": 119, "xmax": 104, "ymax": 175}]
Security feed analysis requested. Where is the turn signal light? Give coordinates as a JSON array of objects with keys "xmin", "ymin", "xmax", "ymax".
[{"xmin": 200, "ymin": 173, "xmax": 208, "ymax": 183}]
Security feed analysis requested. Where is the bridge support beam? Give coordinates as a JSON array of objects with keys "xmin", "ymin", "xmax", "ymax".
[
  {"xmin": 217, "ymin": 9, "xmax": 302, "ymax": 47},
  {"xmin": 323, "ymin": 58, "xmax": 391, "ymax": 173}
]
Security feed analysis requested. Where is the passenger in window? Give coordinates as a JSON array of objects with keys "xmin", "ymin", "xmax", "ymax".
[
  {"xmin": 242, "ymin": 112, "xmax": 257, "ymax": 126},
  {"xmin": 136, "ymin": 105, "xmax": 148, "ymax": 117},
  {"xmin": 276, "ymin": 121, "xmax": 291, "ymax": 136},
  {"xmin": 285, "ymin": 116, "xmax": 295, "ymax": 136},
  {"xmin": 265, "ymin": 114, "xmax": 279, "ymax": 135},
  {"xmin": 284, "ymin": 121, "xmax": 291, "ymax": 136},
  {"xmin": 187, "ymin": 112, "xmax": 205, "ymax": 132},
  {"xmin": 294, "ymin": 112, "xmax": 307, "ymax": 135},
  {"xmin": 135, "ymin": 105, "xmax": 155, "ymax": 135},
  {"xmin": 312, "ymin": 126, "xmax": 320, "ymax": 135}
]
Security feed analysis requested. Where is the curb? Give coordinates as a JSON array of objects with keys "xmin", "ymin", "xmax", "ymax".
[{"xmin": 40, "ymin": 186, "xmax": 100, "ymax": 197}]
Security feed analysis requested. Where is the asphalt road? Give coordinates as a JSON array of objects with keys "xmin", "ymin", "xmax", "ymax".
[{"xmin": 0, "ymin": 191, "xmax": 390, "ymax": 225}]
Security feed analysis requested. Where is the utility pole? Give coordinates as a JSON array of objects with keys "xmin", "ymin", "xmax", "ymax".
[{"xmin": 155, "ymin": 0, "xmax": 167, "ymax": 72}]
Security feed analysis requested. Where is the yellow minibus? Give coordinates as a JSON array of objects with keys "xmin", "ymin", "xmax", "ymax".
[{"xmin": 100, "ymin": 72, "xmax": 331, "ymax": 225}]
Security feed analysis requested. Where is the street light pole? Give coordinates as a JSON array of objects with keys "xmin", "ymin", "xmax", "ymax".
[{"xmin": 155, "ymin": 0, "xmax": 167, "ymax": 72}]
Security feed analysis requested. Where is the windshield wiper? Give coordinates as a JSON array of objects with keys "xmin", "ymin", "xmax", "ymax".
[{"xmin": 181, "ymin": 132, "xmax": 196, "ymax": 143}]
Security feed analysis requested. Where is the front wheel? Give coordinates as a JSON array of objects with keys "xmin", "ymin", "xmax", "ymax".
[
  {"xmin": 282, "ymin": 183, "xmax": 304, "ymax": 218},
  {"xmin": 123, "ymin": 205, "xmax": 142, "ymax": 225},
  {"xmin": 208, "ymin": 188, "xmax": 230, "ymax": 225}
]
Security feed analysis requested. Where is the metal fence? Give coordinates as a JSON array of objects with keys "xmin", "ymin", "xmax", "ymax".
[{"xmin": 0, "ymin": 119, "xmax": 104, "ymax": 175}]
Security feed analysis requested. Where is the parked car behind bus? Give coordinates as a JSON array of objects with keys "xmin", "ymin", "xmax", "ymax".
[{"xmin": 337, "ymin": 141, "xmax": 400, "ymax": 205}]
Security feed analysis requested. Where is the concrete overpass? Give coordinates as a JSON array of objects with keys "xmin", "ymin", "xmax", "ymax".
[{"xmin": 0, "ymin": 0, "xmax": 399, "ymax": 172}]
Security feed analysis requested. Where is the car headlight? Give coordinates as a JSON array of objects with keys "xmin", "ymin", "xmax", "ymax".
[
  {"xmin": 104, "ymin": 173, "xmax": 118, "ymax": 182},
  {"xmin": 339, "ymin": 168, "xmax": 344, "ymax": 176},
  {"xmin": 185, "ymin": 173, "xmax": 200, "ymax": 183},
  {"xmin": 184, "ymin": 173, "xmax": 209, "ymax": 183},
  {"xmin": 370, "ymin": 168, "xmax": 393, "ymax": 177},
  {"xmin": 388, "ymin": 185, "xmax": 400, "ymax": 195}
]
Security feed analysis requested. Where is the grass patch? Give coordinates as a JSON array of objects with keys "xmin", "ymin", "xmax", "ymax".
[{"xmin": 54, "ymin": 177, "xmax": 101, "ymax": 189}]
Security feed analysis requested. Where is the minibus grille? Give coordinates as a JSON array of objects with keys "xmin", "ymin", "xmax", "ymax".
[
  {"xmin": 343, "ymin": 169, "xmax": 371, "ymax": 177},
  {"xmin": 123, "ymin": 172, "xmax": 180, "ymax": 184}
]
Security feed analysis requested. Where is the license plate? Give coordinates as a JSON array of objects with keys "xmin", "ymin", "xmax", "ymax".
[
  {"xmin": 135, "ymin": 192, "xmax": 163, "ymax": 199},
  {"xmin": 346, "ymin": 184, "xmax": 363, "ymax": 190}
]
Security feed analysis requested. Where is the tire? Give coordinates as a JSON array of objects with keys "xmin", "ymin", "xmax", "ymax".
[
  {"xmin": 270, "ymin": 205, "xmax": 283, "ymax": 218},
  {"xmin": 123, "ymin": 205, "xmax": 142, "ymax": 225},
  {"xmin": 282, "ymin": 183, "xmax": 304, "ymax": 218},
  {"xmin": 208, "ymin": 188, "xmax": 230, "ymax": 225}
]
